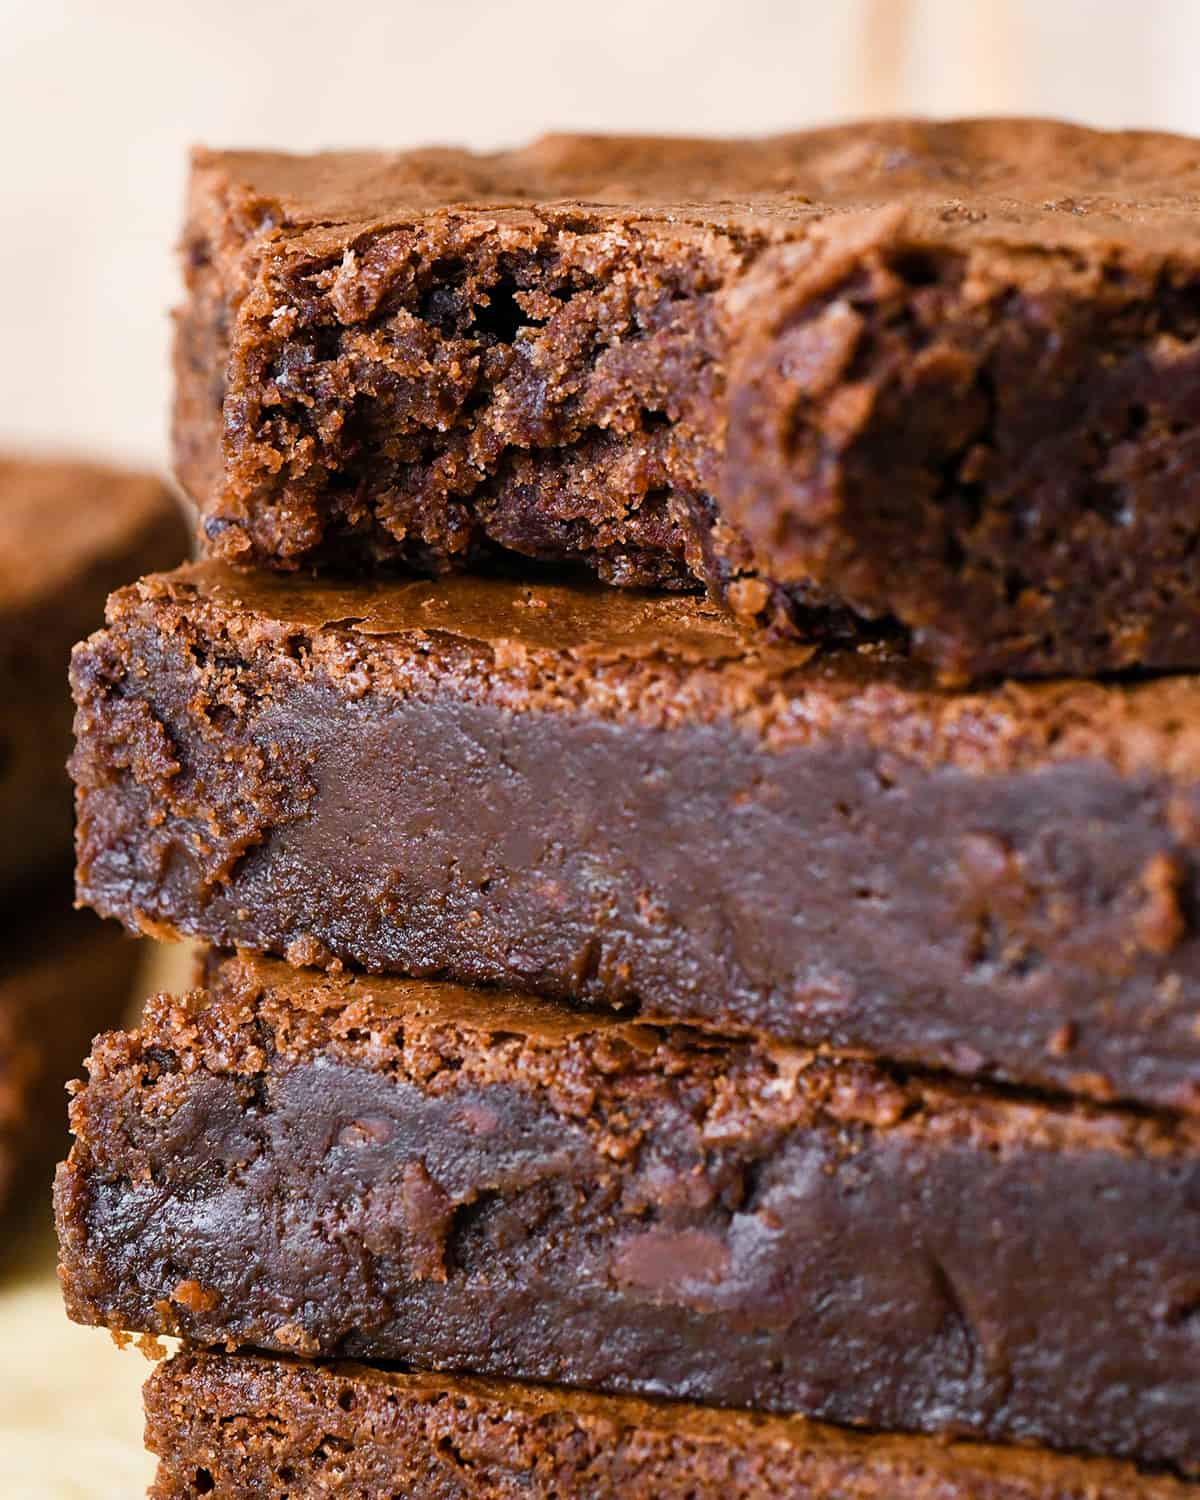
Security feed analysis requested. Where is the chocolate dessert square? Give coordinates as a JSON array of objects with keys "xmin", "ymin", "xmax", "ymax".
[
  {"xmin": 177, "ymin": 120, "xmax": 1200, "ymax": 680},
  {"xmin": 71, "ymin": 564, "xmax": 1200, "ymax": 1111},
  {"xmin": 56, "ymin": 952, "xmax": 1200, "ymax": 1469},
  {"xmin": 1, "ymin": 906, "xmax": 140, "ymax": 1221},
  {"xmin": 144, "ymin": 1351, "xmax": 1193, "ymax": 1499},
  {"xmin": 0, "ymin": 456, "xmax": 186, "ymax": 891}
]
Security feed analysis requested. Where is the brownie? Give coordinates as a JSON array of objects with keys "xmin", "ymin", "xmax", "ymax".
[
  {"xmin": 177, "ymin": 118, "xmax": 1200, "ymax": 681},
  {"xmin": 0, "ymin": 456, "xmax": 187, "ymax": 893},
  {"xmin": 56, "ymin": 952, "xmax": 1200, "ymax": 1468},
  {"xmin": 145, "ymin": 1352, "xmax": 1194, "ymax": 1500},
  {"xmin": 0, "ymin": 904, "xmax": 140, "ymax": 1223},
  {"xmin": 73, "ymin": 562, "xmax": 1200, "ymax": 1112}
]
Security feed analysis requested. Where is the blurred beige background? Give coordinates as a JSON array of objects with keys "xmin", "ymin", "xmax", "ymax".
[{"xmin": 3, "ymin": 0, "xmax": 1198, "ymax": 474}]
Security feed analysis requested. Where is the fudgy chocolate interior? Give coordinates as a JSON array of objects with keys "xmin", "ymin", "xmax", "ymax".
[
  {"xmin": 71, "ymin": 564, "xmax": 1200, "ymax": 1112},
  {"xmin": 57, "ymin": 952, "xmax": 1200, "ymax": 1470}
]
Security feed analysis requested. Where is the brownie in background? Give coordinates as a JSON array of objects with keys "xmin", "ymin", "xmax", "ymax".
[
  {"xmin": 0, "ymin": 905, "xmax": 140, "ymax": 1224},
  {"xmin": 0, "ymin": 454, "xmax": 185, "ymax": 1224},
  {"xmin": 0, "ymin": 456, "xmax": 187, "ymax": 896}
]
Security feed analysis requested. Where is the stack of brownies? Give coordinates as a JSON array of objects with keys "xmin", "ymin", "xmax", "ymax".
[{"xmin": 57, "ymin": 119, "xmax": 1200, "ymax": 1496}]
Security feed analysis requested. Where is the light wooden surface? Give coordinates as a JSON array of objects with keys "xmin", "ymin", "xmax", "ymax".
[{"xmin": 0, "ymin": 1220, "xmax": 156, "ymax": 1500}]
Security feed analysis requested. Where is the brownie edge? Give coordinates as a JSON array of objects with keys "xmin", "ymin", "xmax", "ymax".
[
  {"xmin": 177, "ymin": 120, "xmax": 1200, "ymax": 681},
  {"xmin": 71, "ymin": 563, "xmax": 1200, "ymax": 1113},
  {"xmin": 145, "ymin": 1351, "xmax": 1192, "ymax": 1500},
  {"xmin": 56, "ymin": 952, "xmax": 1200, "ymax": 1469}
]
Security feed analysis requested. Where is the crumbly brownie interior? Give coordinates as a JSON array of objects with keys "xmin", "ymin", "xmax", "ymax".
[{"xmin": 176, "ymin": 120, "xmax": 1200, "ymax": 677}]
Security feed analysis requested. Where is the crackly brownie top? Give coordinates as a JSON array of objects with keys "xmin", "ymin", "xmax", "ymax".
[
  {"xmin": 0, "ymin": 456, "xmax": 178, "ymax": 616},
  {"xmin": 195, "ymin": 118, "xmax": 1200, "ymax": 254},
  {"xmin": 97, "ymin": 560, "xmax": 1200, "ymax": 778},
  {"xmin": 101, "ymin": 950, "xmax": 1200, "ymax": 1160}
]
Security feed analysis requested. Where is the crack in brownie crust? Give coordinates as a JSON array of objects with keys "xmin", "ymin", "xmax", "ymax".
[{"xmin": 177, "ymin": 119, "xmax": 1200, "ymax": 680}]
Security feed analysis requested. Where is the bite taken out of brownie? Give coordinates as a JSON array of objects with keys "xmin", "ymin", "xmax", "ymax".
[
  {"xmin": 144, "ymin": 1350, "xmax": 1197, "ymax": 1500},
  {"xmin": 72, "ymin": 563, "xmax": 1200, "ymax": 1113},
  {"xmin": 178, "ymin": 119, "xmax": 1200, "ymax": 680},
  {"xmin": 57, "ymin": 952, "xmax": 1200, "ymax": 1471}
]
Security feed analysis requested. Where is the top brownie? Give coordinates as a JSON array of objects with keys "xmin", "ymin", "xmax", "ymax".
[{"xmin": 177, "ymin": 118, "xmax": 1200, "ymax": 681}]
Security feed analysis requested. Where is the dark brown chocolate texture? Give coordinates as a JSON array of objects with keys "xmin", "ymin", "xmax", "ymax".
[
  {"xmin": 0, "ymin": 906, "xmax": 140, "ymax": 1223},
  {"xmin": 71, "ymin": 562, "xmax": 1200, "ymax": 1112},
  {"xmin": 0, "ymin": 456, "xmax": 187, "ymax": 894},
  {"xmin": 177, "ymin": 119, "xmax": 1200, "ymax": 680},
  {"xmin": 56, "ymin": 952, "xmax": 1200, "ymax": 1469},
  {"xmin": 144, "ymin": 1350, "xmax": 1194, "ymax": 1499}
]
